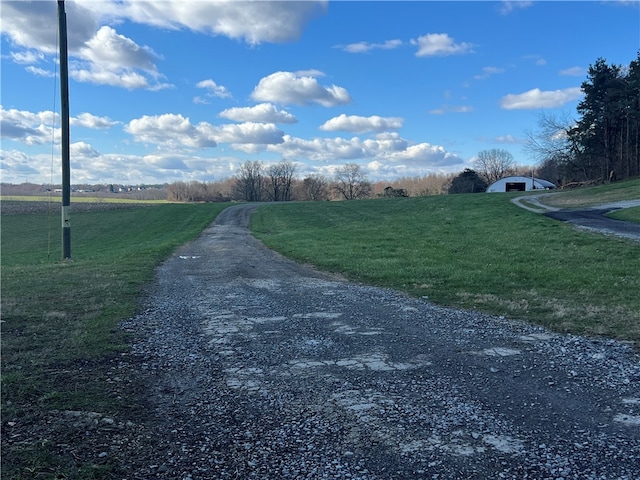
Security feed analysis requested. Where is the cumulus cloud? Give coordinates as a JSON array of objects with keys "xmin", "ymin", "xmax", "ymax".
[
  {"xmin": 411, "ymin": 33, "xmax": 474, "ymax": 57},
  {"xmin": 0, "ymin": 149, "xmax": 42, "ymax": 177},
  {"xmin": 267, "ymin": 132, "xmax": 463, "ymax": 173},
  {"xmin": 71, "ymin": 141, "xmax": 101, "ymax": 158},
  {"xmin": 125, "ymin": 113, "xmax": 285, "ymax": 151},
  {"xmin": 72, "ymin": 26, "xmax": 171, "ymax": 90},
  {"xmin": 213, "ymin": 122, "xmax": 285, "ymax": 146},
  {"xmin": 0, "ymin": 106, "xmax": 58, "ymax": 145},
  {"xmin": 126, "ymin": 113, "xmax": 218, "ymax": 149},
  {"xmin": 219, "ymin": 103, "xmax": 297, "ymax": 124},
  {"xmin": 500, "ymin": 87, "xmax": 583, "ymax": 109},
  {"xmin": 71, "ymin": 113, "xmax": 118, "ymax": 129},
  {"xmin": 196, "ymin": 79, "xmax": 232, "ymax": 99},
  {"xmin": 0, "ymin": 1, "xmax": 99, "ymax": 53},
  {"xmin": 338, "ymin": 39, "xmax": 403, "ymax": 53},
  {"xmin": 319, "ymin": 114, "xmax": 403, "ymax": 133},
  {"xmin": 251, "ymin": 71, "xmax": 352, "ymax": 107},
  {"xmin": 85, "ymin": 0, "xmax": 327, "ymax": 45}
]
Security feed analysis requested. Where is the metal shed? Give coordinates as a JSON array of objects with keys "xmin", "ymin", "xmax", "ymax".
[{"xmin": 486, "ymin": 176, "xmax": 556, "ymax": 193}]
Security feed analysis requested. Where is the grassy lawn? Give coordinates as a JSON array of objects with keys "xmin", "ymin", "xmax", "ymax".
[
  {"xmin": 609, "ymin": 206, "xmax": 640, "ymax": 223},
  {"xmin": 1, "ymin": 202, "xmax": 228, "ymax": 479},
  {"xmin": 252, "ymin": 183, "xmax": 640, "ymax": 343}
]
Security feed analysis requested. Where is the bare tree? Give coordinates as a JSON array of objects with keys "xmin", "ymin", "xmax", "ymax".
[
  {"xmin": 334, "ymin": 163, "xmax": 371, "ymax": 200},
  {"xmin": 473, "ymin": 149, "xmax": 515, "ymax": 184},
  {"xmin": 267, "ymin": 160, "xmax": 296, "ymax": 201},
  {"xmin": 298, "ymin": 174, "xmax": 329, "ymax": 201},
  {"xmin": 234, "ymin": 161, "xmax": 264, "ymax": 202},
  {"xmin": 525, "ymin": 112, "xmax": 575, "ymax": 184}
]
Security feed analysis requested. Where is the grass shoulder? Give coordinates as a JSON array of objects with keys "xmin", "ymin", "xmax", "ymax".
[
  {"xmin": 252, "ymin": 192, "xmax": 640, "ymax": 344},
  {"xmin": 1, "ymin": 202, "xmax": 228, "ymax": 479}
]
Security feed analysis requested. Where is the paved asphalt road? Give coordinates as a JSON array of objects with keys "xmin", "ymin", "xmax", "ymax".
[
  {"xmin": 128, "ymin": 203, "xmax": 640, "ymax": 479},
  {"xmin": 544, "ymin": 207, "xmax": 640, "ymax": 242}
]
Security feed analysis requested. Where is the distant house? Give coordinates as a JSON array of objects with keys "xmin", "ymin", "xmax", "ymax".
[{"xmin": 486, "ymin": 176, "xmax": 556, "ymax": 193}]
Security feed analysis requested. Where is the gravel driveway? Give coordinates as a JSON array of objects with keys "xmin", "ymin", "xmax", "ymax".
[{"xmin": 123, "ymin": 203, "xmax": 640, "ymax": 479}]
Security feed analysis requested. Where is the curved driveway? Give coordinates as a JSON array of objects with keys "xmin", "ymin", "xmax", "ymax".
[
  {"xmin": 128, "ymin": 204, "xmax": 640, "ymax": 479},
  {"xmin": 512, "ymin": 196, "xmax": 640, "ymax": 242}
]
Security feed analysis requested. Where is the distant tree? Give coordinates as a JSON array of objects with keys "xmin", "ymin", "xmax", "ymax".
[
  {"xmin": 235, "ymin": 161, "xmax": 264, "ymax": 202},
  {"xmin": 525, "ymin": 112, "xmax": 575, "ymax": 185},
  {"xmin": 448, "ymin": 169, "xmax": 488, "ymax": 194},
  {"xmin": 267, "ymin": 160, "xmax": 296, "ymax": 201},
  {"xmin": 567, "ymin": 54, "xmax": 640, "ymax": 181},
  {"xmin": 334, "ymin": 163, "xmax": 371, "ymax": 200},
  {"xmin": 299, "ymin": 174, "xmax": 329, "ymax": 201},
  {"xmin": 473, "ymin": 149, "xmax": 515, "ymax": 184}
]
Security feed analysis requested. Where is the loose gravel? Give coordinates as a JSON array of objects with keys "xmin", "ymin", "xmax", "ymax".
[{"xmin": 115, "ymin": 204, "xmax": 639, "ymax": 479}]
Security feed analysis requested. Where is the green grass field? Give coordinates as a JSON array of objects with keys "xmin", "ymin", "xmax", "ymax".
[
  {"xmin": 251, "ymin": 180, "xmax": 640, "ymax": 342},
  {"xmin": 1, "ymin": 202, "xmax": 228, "ymax": 479}
]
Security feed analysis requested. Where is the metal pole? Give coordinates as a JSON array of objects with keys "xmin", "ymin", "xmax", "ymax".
[{"xmin": 58, "ymin": 0, "xmax": 71, "ymax": 259}]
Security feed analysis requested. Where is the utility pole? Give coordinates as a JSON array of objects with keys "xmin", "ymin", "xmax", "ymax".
[{"xmin": 58, "ymin": 0, "xmax": 71, "ymax": 259}]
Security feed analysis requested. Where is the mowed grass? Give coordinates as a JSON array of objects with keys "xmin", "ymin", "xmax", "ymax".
[
  {"xmin": 609, "ymin": 206, "xmax": 640, "ymax": 223},
  {"xmin": 1, "ymin": 202, "xmax": 228, "ymax": 479},
  {"xmin": 252, "ymin": 183, "xmax": 640, "ymax": 343}
]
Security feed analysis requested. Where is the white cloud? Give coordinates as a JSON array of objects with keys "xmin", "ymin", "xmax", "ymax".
[
  {"xmin": 0, "ymin": 149, "xmax": 41, "ymax": 177},
  {"xmin": 196, "ymin": 79, "xmax": 232, "ymax": 99},
  {"xmin": 71, "ymin": 26, "xmax": 171, "ymax": 91},
  {"xmin": 81, "ymin": 26, "xmax": 159, "ymax": 72},
  {"xmin": 559, "ymin": 66, "xmax": 585, "ymax": 77},
  {"xmin": 1, "ymin": 4, "xmax": 169, "ymax": 90},
  {"xmin": 500, "ymin": 87, "xmax": 583, "ymax": 109},
  {"xmin": 267, "ymin": 132, "xmax": 463, "ymax": 174},
  {"xmin": 251, "ymin": 71, "xmax": 352, "ymax": 107},
  {"xmin": 0, "ymin": 1, "xmax": 99, "ymax": 53},
  {"xmin": 219, "ymin": 104, "xmax": 297, "ymax": 124},
  {"xmin": 71, "ymin": 141, "xmax": 101, "ymax": 158},
  {"xmin": 0, "ymin": 106, "xmax": 58, "ymax": 145},
  {"xmin": 10, "ymin": 50, "xmax": 45, "ymax": 65},
  {"xmin": 125, "ymin": 113, "xmax": 286, "ymax": 152},
  {"xmin": 499, "ymin": 1, "xmax": 534, "ymax": 15},
  {"xmin": 213, "ymin": 122, "xmax": 285, "ymax": 146},
  {"xmin": 494, "ymin": 134, "xmax": 523, "ymax": 144},
  {"xmin": 25, "ymin": 66, "xmax": 56, "ymax": 78},
  {"xmin": 71, "ymin": 113, "xmax": 118, "ymax": 129},
  {"xmin": 380, "ymin": 142, "xmax": 464, "ymax": 167},
  {"xmin": 319, "ymin": 114, "xmax": 403, "ymax": 133},
  {"xmin": 339, "ymin": 39, "xmax": 403, "ymax": 53},
  {"xmin": 429, "ymin": 105, "xmax": 474, "ymax": 115},
  {"xmin": 86, "ymin": 0, "xmax": 328, "ymax": 45},
  {"xmin": 125, "ymin": 113, "xmax": 218, "ymax": 149},
  {"xmin": 411, "ymin": 33, "xmax": 474, "ymax": 57}
]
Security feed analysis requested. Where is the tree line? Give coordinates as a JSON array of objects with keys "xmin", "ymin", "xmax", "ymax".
[
  {"xmin": 166, "ymin": 161, "xmax": 456, "ymax": 202},
  {"xmin": 528, "ymin": 51, "xmax": 640, "ymax": 184}
]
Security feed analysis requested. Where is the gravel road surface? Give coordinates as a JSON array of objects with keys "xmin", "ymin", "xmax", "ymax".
[{"xmin": 123, "ymin": 204, "xmax": 640, "ymax": 479}]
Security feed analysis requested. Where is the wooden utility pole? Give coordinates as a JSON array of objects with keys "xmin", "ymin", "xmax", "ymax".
[{"xmin": 58, "ymin": 0, "xmax": 71, "ymax": 259}]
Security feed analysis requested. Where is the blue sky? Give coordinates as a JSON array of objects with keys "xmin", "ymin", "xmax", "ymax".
[{"xmin": 1, "ymin": 1, "xmax": 639, "ymax": 185}]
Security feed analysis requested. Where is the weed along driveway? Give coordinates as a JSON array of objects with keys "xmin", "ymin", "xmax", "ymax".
[{"xmin": 123, "ymin": 203, "xmax": 640, "ymax": 479}]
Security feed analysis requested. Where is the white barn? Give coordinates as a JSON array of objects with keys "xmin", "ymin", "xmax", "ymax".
[{"xmin": 486, "ymin": 176, "xmax": 556, "ymax": 193}]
